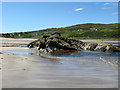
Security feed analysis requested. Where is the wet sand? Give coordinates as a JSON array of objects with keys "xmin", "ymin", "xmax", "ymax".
[
  {"xmin": 1, "ymin": 47, "xmax": 118, "ymax": 88},
  {"xmin": 0, "ymin": 38, "xmax": 119, "ymax": 88},
  {"xmin": 0, "ymin": 52, "xmax": 2, "ymax": 89},
  {"xmin": 1, "ymin": 37, "xmax": 36, "ymax": 47}
]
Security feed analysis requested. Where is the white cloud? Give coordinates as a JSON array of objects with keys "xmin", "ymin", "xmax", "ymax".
[
  {"xmin": 103, "ymin": 3, "xmax": 110, "ymax": 5},
  {"xmin": 75, "ymin": 8, "xmax": 84, "ymax": 11},
  {"xmin": 103, "ymin": 2, "xmax": 118, "ymax": 6},
  {"xmin": 101, "ymin": 2, "xmax": 118, "ymax": 10}
]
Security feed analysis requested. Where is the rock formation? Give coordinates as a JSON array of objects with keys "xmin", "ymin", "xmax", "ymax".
[{"xmin": 27, "ymin": 32, "xmax": 120, "ymax": 54}]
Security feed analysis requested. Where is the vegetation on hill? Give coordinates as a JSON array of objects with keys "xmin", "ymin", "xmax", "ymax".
[{"xmin": 1, "ymin": 23, "xmax": 119, "ymax": 39}]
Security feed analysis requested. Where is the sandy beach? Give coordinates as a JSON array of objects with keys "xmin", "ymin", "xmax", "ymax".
[
  {"xmin": 0, "ymin": 52, "xmax": 2, "ymax": 89},
  {"xmin": 1, "ymin": 37, "xmax": 119, "ymax": 47},
  {"xmin": 0, "ymin": 38, "xmax": 119, "ymax": 88},
  {"xmin": 1, "ymin": 37, "xmax": 36, "ymax": 47}
]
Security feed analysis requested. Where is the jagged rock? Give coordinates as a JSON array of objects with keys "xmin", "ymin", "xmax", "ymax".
[
  {"xmin": 43, "ymin": 35, "xmax": 50, "ymax": 38},
  {"xmin": 27, "ymin": 32, "xmax": 120, "ymax": 54},
  {"xmin": 50, "ymin": 32, "xmax": 61, "ymax": 38},
  {"xmin": 94, "ymin": 45, "xmax": 107, "ymax": 52},
  {"xmin": 83, "ymin": 43, "xmax": 98, "ymax": 51}
]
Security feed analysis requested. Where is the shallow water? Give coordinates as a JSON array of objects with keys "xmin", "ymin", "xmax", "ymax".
[
  {"xmin": 3, "ymin": 49, "xmax": 36, "ymax": 56},
  {"xmin": 2, "ymin": 49, "xmax": 119, "ymax": 88},
  {"xmin": 3, "ymin": 49, "xmax": 119, "ymax": 65}
]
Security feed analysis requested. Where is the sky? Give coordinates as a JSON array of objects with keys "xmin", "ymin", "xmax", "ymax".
[{"xmin": 2, "ymin": 2, "xmax": 118, "ymax": 33}]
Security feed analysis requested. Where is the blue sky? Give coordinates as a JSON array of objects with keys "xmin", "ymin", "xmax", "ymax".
[{"xmin": 2, "ymin": 2, "xmax": 118, "ymax": 33}]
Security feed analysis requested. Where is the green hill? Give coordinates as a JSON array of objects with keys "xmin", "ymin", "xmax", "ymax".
[{"xmin": 1, "ymin": 23, "xmax": 120, "ymax": 39}]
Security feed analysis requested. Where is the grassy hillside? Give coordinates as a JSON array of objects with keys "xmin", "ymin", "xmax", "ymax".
[{"xmin": 1, "ymin": 23, "xmax": 120, "ymax": 39}]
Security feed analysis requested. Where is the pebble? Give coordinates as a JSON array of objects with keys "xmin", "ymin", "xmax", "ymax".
[{"xmin": 0, "ymin": 52, "xmax": 3, "ymax": 54}]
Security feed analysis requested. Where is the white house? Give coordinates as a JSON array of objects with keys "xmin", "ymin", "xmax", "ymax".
[{"xmin": 90, "ymin": 28, "xmax": 98, "ymax": 31}]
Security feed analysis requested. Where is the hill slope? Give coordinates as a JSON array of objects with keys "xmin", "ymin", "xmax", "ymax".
[{"xmin": 1, "ymin": 23, "xmax": 119, "ymax": 39}]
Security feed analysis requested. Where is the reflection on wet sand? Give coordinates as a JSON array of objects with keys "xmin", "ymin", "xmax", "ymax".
[{"xmin": 2, "ymin": 47, "xmax": 119, "ymax": 88}]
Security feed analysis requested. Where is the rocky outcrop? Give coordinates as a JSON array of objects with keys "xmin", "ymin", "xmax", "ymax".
[{"xmin": 27, "ymin": 32, "xmax": 120, "ymax": 54}]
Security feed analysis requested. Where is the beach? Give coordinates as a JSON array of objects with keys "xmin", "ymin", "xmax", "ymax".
[
  {"xmin": 2, "ymin": 1, "xmax": 119, "ymax": 88},
  {"xmin": 1, "ymin": 38, "xmax": 119, "ymax": 88},
  {"xmin": 1, "ymin": 37, "xmax": 119, "ymax": 47}
]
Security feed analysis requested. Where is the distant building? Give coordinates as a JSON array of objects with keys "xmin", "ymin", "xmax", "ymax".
[
  {"xmin": 90, "ymin": 28, "xmax": 98, "ymax": 31},
  {"xmin": 34, "ymin": 33, "xmax": 41, "ymax": 36},
  {"xmin": 10, "ymin": 33, "xmax": 15, "ymax": 36},
  {"xmin": 18, "ymin": 34, "xmax": 21, "ymax": 36},
  {"xmin": 77, "ymin": 29, "xmax": 83, "ymax": 31}
]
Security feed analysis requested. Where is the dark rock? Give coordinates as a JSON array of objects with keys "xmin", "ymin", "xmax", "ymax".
[
  {"xmin": 0, "ymin": 52, "xmax": 2, "ymax": 54},
  {"xmin": 94, "ymin": 46, "xmax": 107, "ymax": 52},
  {"xmin": 50, "ymin": 32, "xmax": 61, "ymax": 38},
  {"xmin": 105, "ymin": 45, "xmax": 117, "ymax": 53},
  {"xmin": 27, "ymin": 32, "xmax": 120, "ymax": 54},
  {"xmin": 43, "ymin": 35, "xmax": 50, "ymax": 38},
  {"xmin": 83, "ymin": 43, "xmax": 98, "ymax": 51},
  {"xmin": 115, "ymin": 46, "xmax": 120, "ymax": 52}
]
